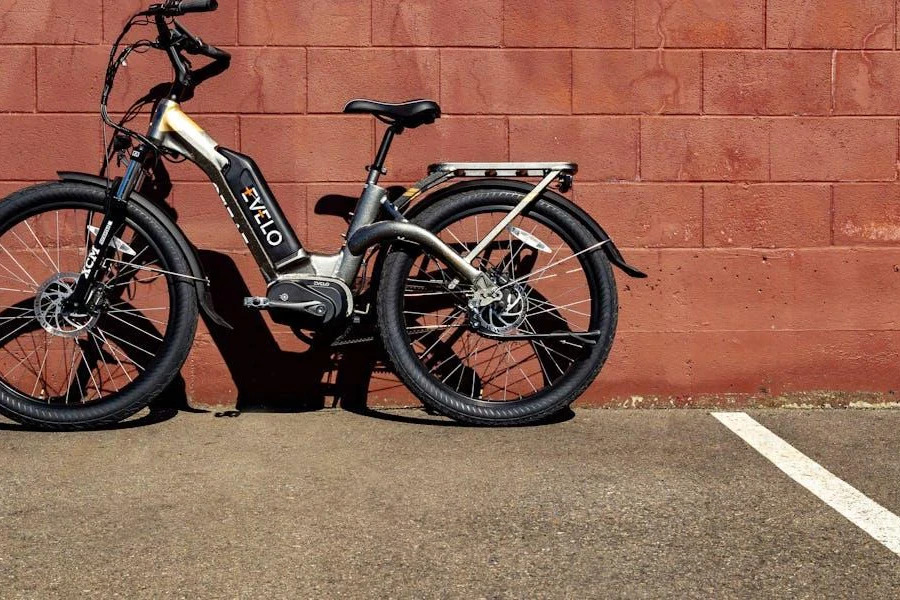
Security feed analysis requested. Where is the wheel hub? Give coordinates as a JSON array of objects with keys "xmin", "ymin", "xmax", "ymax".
[
  {"xmin": 34, "ymin": 272, "xmax": 99, "ymax": 338},
  {"xmin": 474, "ymin": 283, "xmax": 528, "ymax": 334}
]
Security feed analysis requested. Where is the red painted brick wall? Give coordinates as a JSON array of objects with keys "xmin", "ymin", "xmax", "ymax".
[{"xmin": 2, "ymin": 1, "xmax": 900, "ymax": 408}]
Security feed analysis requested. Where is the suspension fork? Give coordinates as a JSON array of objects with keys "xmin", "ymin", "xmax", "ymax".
[{"xmin": 67, "ymin": 144, "xmax": 153, "ymax": 311}]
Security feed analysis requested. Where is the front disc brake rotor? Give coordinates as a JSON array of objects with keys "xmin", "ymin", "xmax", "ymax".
[{"xmin": 34, "ymin": 272, "xmax": 100, "ymax": 338}]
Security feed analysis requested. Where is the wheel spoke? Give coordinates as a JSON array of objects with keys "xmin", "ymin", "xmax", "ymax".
[
  {"xmin": 78, "ymin": 343, "xmax": 103, "ymax": 401},
  {"xmin": 94, "ymin": 326, "xmax": 154, "ymax": 358},
  {"xmin": 91, "ymin": 329, "xmax": 136, "ymax": 382},
  {"xmin": 31, "ymin": 333, "xmax": 51, "ymax": 398},
  {"xmin": 104, "ymin": 311, "xmax": 164, "ymax": 343},
  {"xmin": 24, "ymin": 220, "xmax": 60, "ymax": 272},
  {"xmin": 0, "ymin": 202, "xmax": 180, "ymax": 413},
  {"xmin": 0, "ymin": 243, "xmax": 40, "ymax": 288},
  {"xmin": 88, "ymin": 329, "xmax": 120, "ymax": 393},
  {"xmin": 393, "ymin": 203, "xmax": 607, "ymax": 405}
]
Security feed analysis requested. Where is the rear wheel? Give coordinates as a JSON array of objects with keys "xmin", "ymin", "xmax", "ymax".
[
  {"xmin": 378, "ymin": 189, "xmax": 618, "ymax": 425},
  {"xmin": 0, "ymin": 182, "xmax": 198, "ymax": 430}
]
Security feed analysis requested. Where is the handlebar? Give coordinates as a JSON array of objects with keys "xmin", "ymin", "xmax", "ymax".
[
  {"xmin": 101, "ymin": 0, "xmax": 228, "ymax": 153},
  {"xmin": 146, "ymin": 0, "xmax": 218, "ymax": 16},
  {"xmin": 185, "ymin": 39, "xmax": 230, "ymax": 61},
  {"xmin": 177, "ymin": 0, "xmax": 218, "ymax": 14},
  {"xmin": 173, "ymin": 21, "xmax": 231, "ymax": 61}
]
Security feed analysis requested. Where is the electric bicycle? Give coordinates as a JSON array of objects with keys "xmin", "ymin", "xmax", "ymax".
[{"xmin": 0, "ymin": 0, "xmax": 646, "ymax": 429}]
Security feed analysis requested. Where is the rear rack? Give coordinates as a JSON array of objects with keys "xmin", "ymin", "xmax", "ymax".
[
  {"xmin": 396, "ymin": 162, "xmax": 577, "ymax": 212},
  {"xmin": 428, "ymin": 162, "xmax": 577, "ymax": 178}
]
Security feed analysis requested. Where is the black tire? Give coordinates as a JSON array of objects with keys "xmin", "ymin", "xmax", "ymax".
[
  {"xmin": 0, "ymin": 182, "xmax": 198, "ymax": 430},
  {"xmin": 378, "ymin": 189, "xmax": 618, "ymax": 425}
]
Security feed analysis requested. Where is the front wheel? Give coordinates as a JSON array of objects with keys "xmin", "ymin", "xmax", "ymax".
[
  {"xmin": 0, "ymin": 182, "xmax": 199, "ymax": 430},
  {"xmin": 378, "ymin": 189, "xmax": 618, "ymax": 425}
]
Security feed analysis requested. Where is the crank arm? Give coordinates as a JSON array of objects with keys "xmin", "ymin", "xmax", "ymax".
[{"xmin": 243, "ymin": 297, "xmax": 327, "ymax": 317}]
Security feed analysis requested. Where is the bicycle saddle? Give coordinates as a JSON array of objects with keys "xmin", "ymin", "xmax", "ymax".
[{"xmin": 343, "ymin": 99, "xmax": 441, "ymax": 129}]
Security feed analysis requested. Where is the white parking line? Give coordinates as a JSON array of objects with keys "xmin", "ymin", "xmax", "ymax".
[{"xmin": 713, "ymin": 411, "xmax": 900, "ymax": 558}]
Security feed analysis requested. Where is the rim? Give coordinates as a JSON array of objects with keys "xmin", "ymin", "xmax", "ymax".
[
  {"xmin": 0, "ymin": 204, "xmax": 173, "ymax": 406},
  {"xmin": 399, "ymin": 205, "xmax": 601, "ymax": 404}
]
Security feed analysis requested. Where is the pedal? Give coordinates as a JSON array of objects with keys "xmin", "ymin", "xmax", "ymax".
[{"xmin": 244, "ymin": 296, "xmax": 270, "ymax": 309}]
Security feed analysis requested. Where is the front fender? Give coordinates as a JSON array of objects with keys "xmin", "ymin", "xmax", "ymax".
[
  {"xmin": 403, "ymin": 178, "xmax": 647, "ymax": 279},
  {"xmin": 56, "ymin": 171, "xmax": 232, "ymax": 328}
]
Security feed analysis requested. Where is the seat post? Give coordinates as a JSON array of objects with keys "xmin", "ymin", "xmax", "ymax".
[{"xmin": 367, "ymin": 124, "xmax": 402, "ymax": 185}]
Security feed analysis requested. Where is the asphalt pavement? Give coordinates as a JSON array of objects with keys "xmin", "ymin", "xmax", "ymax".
[{"xmin": 1, "ymin": 408, "xmax": 898, "ymax": 599}]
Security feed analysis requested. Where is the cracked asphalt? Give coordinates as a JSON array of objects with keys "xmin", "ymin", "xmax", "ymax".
[{"xmin": 1, "ymin": 408, "xmax": 898, "ymax": 599}]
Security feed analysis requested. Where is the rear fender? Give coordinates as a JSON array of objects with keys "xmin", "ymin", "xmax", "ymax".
[
  {"xmin": 56, "ymin": 171, "xmax": 233, "ymax": 328},
  {"xmin": 402, "ymin": 178, "xmax": 647, "ymax": 278}
]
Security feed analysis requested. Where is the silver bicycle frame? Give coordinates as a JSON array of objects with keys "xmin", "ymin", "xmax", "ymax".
[{"xmin": 141, "ymin": 100, "xmax": 573, "ymax": 290}]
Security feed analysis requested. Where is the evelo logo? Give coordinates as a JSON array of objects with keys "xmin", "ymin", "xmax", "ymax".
[{"xmin": 241, "ymin": 186, "xmax": 284, "ymax": 248}]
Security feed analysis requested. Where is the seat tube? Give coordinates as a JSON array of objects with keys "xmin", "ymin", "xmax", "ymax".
[
  {"xmin": 337, "ymin": 182, "xmax": 387, "ymax": 282},
  {"xmin": 336, "ymin": 125, "xmax": 398, "ymax": 282}
]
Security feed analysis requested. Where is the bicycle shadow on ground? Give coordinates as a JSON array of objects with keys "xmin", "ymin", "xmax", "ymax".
[
  {"xmin": 197, "ymin": 248, "xmax": 416, "ymax": 420},
  {"xmin": 196, "ymin": 250, "xmax": 574, "ymax": 428},
  {"xmin": 190, "ymin": 187, "xmax": 454, "ymax": 425}
]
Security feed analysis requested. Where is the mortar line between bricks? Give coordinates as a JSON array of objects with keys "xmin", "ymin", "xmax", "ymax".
[
  {"xmin": 32, "ymin": 47, "xmax": 37, "ymax": 113},
  {"xmin": 21, "ymin": 111, "xmax": 900, "ymax": 120},
  {"xmin": 388, "ymin": 114, "xmax": 900, "ymax": 119},
  {"xmin": 830, "ymin": 185, "xmax": 835, "ymax": 245},
  {"xmin": 637, "ymin": 117, "xmax": 642, "ymax": 181},
  {"xmin": 699, "ymin": 52, "xmax": 704, "ymax": 114},
  {"xmin": 830, "ymin": 49, "xmax": 838, "ymax": 115},
  {"xmin": 172, "ymin": 179, "xmax": 900, "ymax": 185},
  {"xmin": 700, "ymin": 185, "xmax": 705, "ymax": 247},
  {"xmin": 763, "ymin": 0, "xmax": 767, "ymax": 49},
  {"xmin": 17, "ymin": 44, "xmax": 900, "ymax": 52},
  {"xmin": 236, "ymin": 0, "xmax": 241, "ymax": 45},
  {"xmin": 500, "ymin": 0, "xmax": 506, "ymax": 48},
  {"xmin": 170, "ymin": 180, "xmax": 856, "ymax": 186},
  {"xmin": 505, "ymin": 115, "xmax": 510, "ymax": 160},
  {"xmin": 631, "ymin": 0, "xmax": 636, "ymax": 48},
  {"xmin": 642, "ymin": 179, "xmax": 900, "ymax": 184},
  {"xmin": 619, "ymin": 246, "xmax": 900, "ymax": 252},
  {"xmin": 341, "ymin": 181, "xmax": 853, "ymax": 188},
  {"xmin": 40, "ymin": 111, "xmax": 900, "ymax": 118},
  {"xmin": 620, "ymin": 328, "xmax": 900, "ymax": 333},
  {"xmin": 269, "ymin": 46, "xmax": 644, "ymax": 51}
]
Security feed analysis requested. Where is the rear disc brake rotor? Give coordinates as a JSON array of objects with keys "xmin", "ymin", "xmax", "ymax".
[{"xmin": 475, "ymin": 282, "xmax": 528, "ymax": 334}]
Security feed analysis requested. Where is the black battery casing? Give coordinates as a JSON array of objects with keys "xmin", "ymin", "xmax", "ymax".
[{"xmin": 218, "ymin": 147, "xmax": 302, "ymax": 264}]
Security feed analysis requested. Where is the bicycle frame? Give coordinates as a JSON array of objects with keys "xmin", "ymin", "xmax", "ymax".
[{"xmin": 109, "ymin": 98, "xmax": 575, "ymax": 296}]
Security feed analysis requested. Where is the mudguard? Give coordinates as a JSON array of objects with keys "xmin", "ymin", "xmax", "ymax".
[
  {"xmin": 56, "ymin": 171, "xmax": 233, "ymax": 329},
  {"xmin": 402, "ymin": 178, "xmax": 648, "ymax": 278}
]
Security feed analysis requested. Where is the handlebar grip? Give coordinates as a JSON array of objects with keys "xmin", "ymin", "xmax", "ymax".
[
  {"xmin": 177, "ymin": 0, "xmax": 218, "ymax": 14},
  {"xmin": 200, "ymin": 43, "xmax": 230, "ymax": 61}
]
